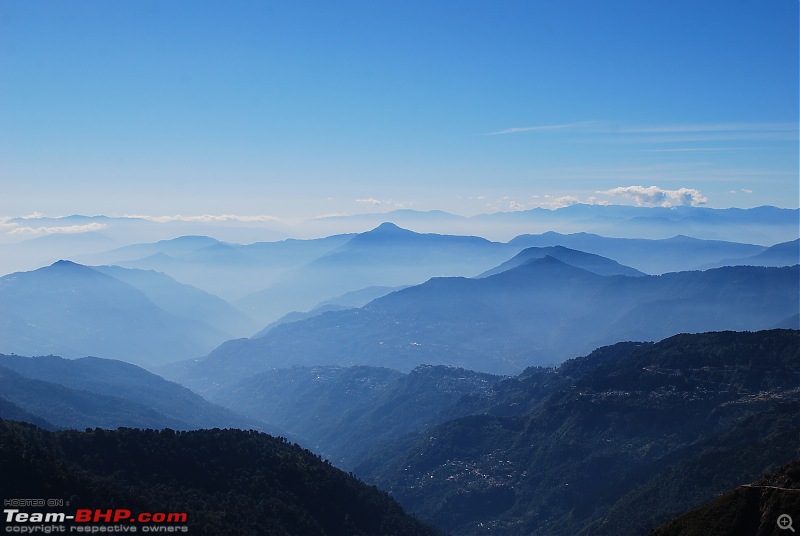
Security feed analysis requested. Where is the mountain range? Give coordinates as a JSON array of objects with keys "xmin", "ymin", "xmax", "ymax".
[
  {"xmin": 0, "ymin": 353, "xmax": 267, "ymax": 432},
  {"xmin": 3, "ymin": 220, "xmax": 792, "ymax": 338},
  {"xmin": 305, "ymin": 205, "xmax": 800, "ymax": 244},
  {"xmin": 253, "ymin": 285, "xmax": 406, "ymax": 338},
  {"xmin": 75, "ymin": 224, "xmax": 793, "ymax": 325},
  {"xmin": 698, "ymin": 238, "xmax": 800, "ymax": 270},
  {"xmin": 234, "ymin": 223, "xmax": 515, "ymax": 324},
  {"xmin": 507, "ymin": 231, "xmax": 771, "ymax": 274},
  {"xmin": 1, "ymin": 207, "xmax": 798, "ymax": 535},
  {"xmin": 0, "ymin": 260, "xmax": 256, "ymax": 366},
  {"xmin": 477, "ymin": 244, "xmax": 646, "ymax": 278},
  {"xmin": 212, "ymin": 364, "xmax": 501, "ymax": 468},
  {"xmin": 4, "ymin": 210, "xmax": 794, "ymax": 321},
  {"xmin": 0, "ymin": 329, "xmax": 797, "ymax": 535},
  {"xmin": 77, "ymin": 233, "xmax": 354, "ymax": 302},
  {"xmin": 355, "ymin": 329, "xmax": 800, "ymax": 535},
  {"xmin": 172, "ymin": 259, "xmax": 798, "ymax": 390}
]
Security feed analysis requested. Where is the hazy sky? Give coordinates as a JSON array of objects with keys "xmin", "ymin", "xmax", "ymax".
[{"xmin": 1, "ymin": 0, "xmax": 797, "ymax": 222}]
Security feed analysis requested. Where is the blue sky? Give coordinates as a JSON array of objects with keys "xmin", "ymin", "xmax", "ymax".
[{"xmin": 0, "ymin": 0, "xmax": 797, "ymax": 222}]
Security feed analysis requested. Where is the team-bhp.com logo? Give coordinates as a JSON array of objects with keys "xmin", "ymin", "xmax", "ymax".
[{"xmin": 4, "ymin": 508, "xmax": 189, "ymax": 533}]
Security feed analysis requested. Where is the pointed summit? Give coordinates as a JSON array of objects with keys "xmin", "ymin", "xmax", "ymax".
[
  {"xmin": 370, "ymin": 222, "xmax": 412, "ymax": 234},
  {"xmin": 51, "ymin": 259, "xmax": 82, "ymax": 268},
  {"xmin": 43, "ymin": 260, "xmax": 104, "ymax": 279},
  {"xmin": 347, "ymin": 222, "xmax": 419, "ymax": 245}
]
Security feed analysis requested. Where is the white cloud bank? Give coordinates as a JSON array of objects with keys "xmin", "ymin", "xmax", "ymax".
[
  {"xmin": 596, "ymin": 185, "xmax": 707, "ymax": 207},
  {"xmin": 8, "ymin": 223, "xmax": 108, "ymax": 235},
  {"xmin": 528, "ymin": 195, "xmax": 584, "ymax": 209},
  {"xmin": 354, "ymin": 198, "xmax": 411, "ymax": 210},
  {"xmin": 124, "ymin": 214, "xmax": 282, "ymax": 223},
  {"xmin": 355, "ymin": 198, "xmax": 383, "ymax": 207}
]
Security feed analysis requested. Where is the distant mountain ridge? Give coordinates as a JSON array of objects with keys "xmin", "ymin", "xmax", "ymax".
[
  {"xmin": 93, "ymin": 264, "xmax": 259, "ymax": 337},
  {"xmin": 172, "ymin": 261, "xmax": 799, "ymax": 390},
  {"xmin": 78, "ymin": 233, "xmax": 354, "ymax": 301},
  {"xmin": 213, "ymin": 364, "xmax": 502, "ymax": 468},
  {"xmin": 308, "ymin": 205, "xmax": 799, "ymax": 244},
  {"xmin": 699, "ymin": 238, "xmax": 800, "ymax": 270},
  {"xmin": 0, "ymin": 365, "xmax": 188, "ymax": 430},
  {"xmin": 0, "ymin": 353, "xmax": 267, "ymax": 432},
  {"xmin": 0, "ymin": 260, "xmax": 252, "ymax": 366},
  {"xmin": 7, "ymin": 221, "xmax": 788, "ymax": 331},
  {"xmin": 235, "ymin": 223, "xmax": 515, "ymax": 324},
  {"xmin": 478, "ymin": 245, "xmax": 646, "ymax": 277},
  {"xmin": 508, "ymin": 231, "xmax": 768, "ymax": 274},
  {"xmin": 3, "ymin": 205, "xmax": 796, "ymax": 277}
]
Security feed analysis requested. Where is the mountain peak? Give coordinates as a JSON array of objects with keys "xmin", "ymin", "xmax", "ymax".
[
  {"xmin": 371, "ymin": 222, "xmax": 411, "ymax": 234},
  {"xmin": 48, "ymin": 260, "xmax": 99, "ymax": 274},
  {"xmin": 44, "ymin": 260, "xmax": 115, "ymax": 279},
  {"xmin": 51, "ymin": 259, "xmax": 82, "ymax": 268},
  {"xmin": 347, "ymin": 222, "xmax": 419, "ymax": 244}
]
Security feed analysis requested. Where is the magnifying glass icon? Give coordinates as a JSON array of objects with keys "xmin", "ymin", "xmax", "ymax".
[{"xmin": 779, "ymin": 514, "xmax": 795, "ymax": 532}]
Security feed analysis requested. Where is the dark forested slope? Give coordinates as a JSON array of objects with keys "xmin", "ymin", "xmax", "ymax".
[
  {"xmin": 650, "ymin": 460, "xmax": 800, "ymax": 536},
  {"xmin": 0, "ymin": 421, "xmax": 442, "ymax": 536}
]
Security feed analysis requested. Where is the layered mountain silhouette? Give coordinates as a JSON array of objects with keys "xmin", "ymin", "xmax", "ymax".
[
  {"xmin": 236, "ymin": 223, "xmax": 515, "ymax": 324},
  {"xmin": 0, "ymin": 354, "xmax": 265, "ymax": 431},
  {"xmin": 253, "ymin": 285, "xmax": 405, "ymax": 338},
  {"xmin": 356, "ymin": 330, "xmax": 800, "ymax": 535},
  {"xmin": 700, "ymin": 238, "xmax": 800, "ymax": 270},
  {"xmin": 47, "ymin": 223, "xmax": 794, "ymax": 328},
  {"xmin": 472, "ymin": 204, "xmax": 799, "ymax": 244},
  {"xmin": 174, "ymin": 260, "xmax": 799, "ymax": 389},
  {"xmin": 509, "ymin": 231, "xmax": 767, "ymax": 274},
  {"xmin": 0, "ymin": 261, "xmax": 246, "ymax": 366},
  {"xmin": 213, "ymin": 364, "xmax": 501, "ymax": 468},
  {"xmin": 306, "ymin": 205, "xmax": 799, "ymax": 245},
  {"xmin": 78, "ymin": 233, "xmax": 354, "ymax": 301},
  {"xmin": 478, "ymin": 245, "xmax": 646, "ymax": 277},
  {"xmin": 93, "ymin": 264, "xmax": 259, "ymax": 337},
  {"xmin": 2, "ymin": 208, "xmax": 798, "ymax": 536}
]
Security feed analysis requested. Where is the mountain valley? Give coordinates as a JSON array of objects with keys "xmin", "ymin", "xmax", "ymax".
[{"xmin": 0, "ymin": 209, "xmax": 797, "ymax": 536}]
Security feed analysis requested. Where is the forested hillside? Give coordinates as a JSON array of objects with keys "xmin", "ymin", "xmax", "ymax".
[
  {"xmin": 0, "ymin": 420, "xmax": 441, "ymax": 536},
  {"xmin": 358, "ymin": 330, "xmax": 800, "ymax": 535}
]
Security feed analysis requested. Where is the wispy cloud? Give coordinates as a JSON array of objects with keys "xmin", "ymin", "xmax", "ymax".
[
  {"xmin": 484, "ymin": 121, "xmax": 595, "ymax": 136},
  {"xmin": 616, "ymin": 122, "xmax": 797, "ymax": 134},
  {"xmin": 354, "ymin": 198, "xmax": 411, "ymax": 210},
  {"xmin": 8, "ymin": 223, "xmax": 108, "ymax": 235},
  {"xmin": 596, "ymin": 185, "xmax": 707, "ymax": 207},
  {"xmin": 313, "ymin": 212, "xmax": 351, "ymax": 219},
  {"xmin": 485, "ymin": 121, "xmax": 797, "ymax": 141},
  {"xmin": 528, "ymin": 195, "xmax": 582, "ymax": 209},
  {"xmin": 355, "ymin": 198, "xmax": 383, "ymax": 206},
  {"xmin": 0, "ymin": 217, "xmax": 18, "ymax": 231},
  {"xmin": 640, "ymin": 147, "xmax": 744, "ymax": 153},
  {"xmin": 123, "ymin": 214, "xmax": 282, "ymax": 223},
  {"xmin": 18, "ymin": 212, "xmax": 46, "ymax": 220},
  {"xmin": 484, "ymin": 194, "xmax": 582, "ymax": 212}
]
